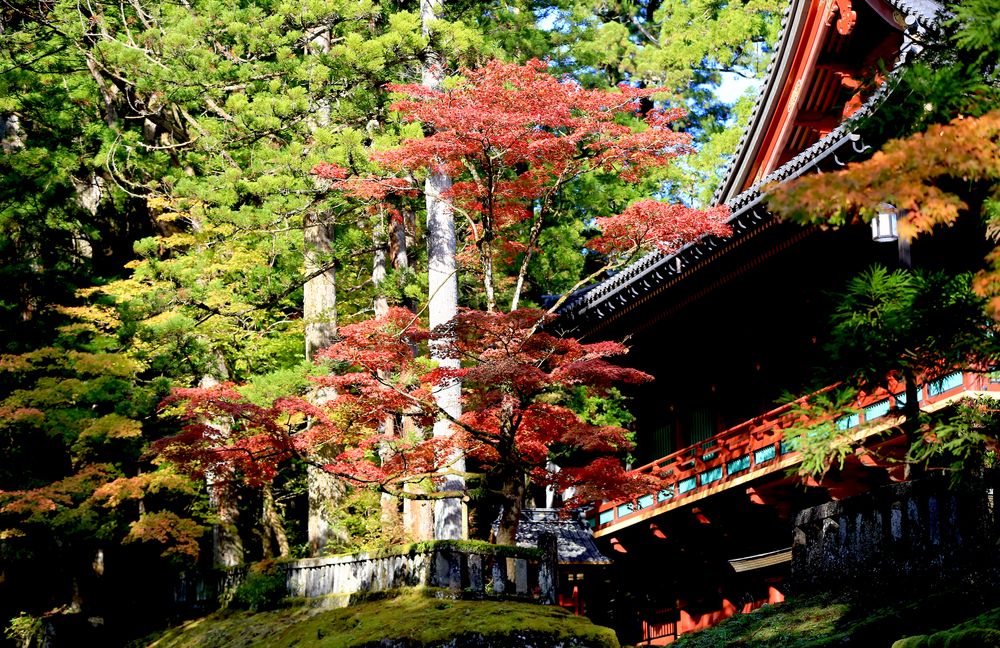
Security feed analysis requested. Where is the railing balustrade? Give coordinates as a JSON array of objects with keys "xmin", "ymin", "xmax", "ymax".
[{"xmin": 591, "ymin": 371, "xmax": 1000, "ymax": 534}]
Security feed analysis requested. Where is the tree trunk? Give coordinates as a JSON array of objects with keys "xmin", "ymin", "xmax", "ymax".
[
  {"xmin": 199, "ymin": 369, "xmax": 245, "ymax": 568},
  {"xmin": 210, "ymin": 479, "xmax": 244, "ymax": 568},
  {"xmin": 302, "ymin": 24, "xmax": 346, "ymax": 556},
  {"xmin": 422, "ymin": 0, "xmax": 466, "ymax": 540},
  {"xmin": 261, "ymin": 482, "xmax": 290, "ymax": 559},
  {"xmin": 479, "ymin": 236, "xmax": 497, "ymax": 312},
  {"xmin": 307, "ymin": 460, "xmax": 349, "ymax": 555},
  {"xmin": 493, "ymin": 474, "xmax": 526, "ymax": 547},
  {"xmin": 373, "ymin": 219, "xmax": 390, "ymax": 319},
  {"xmin": 372, "ymin": 219, "xmax": 404, "ymax": 539},
  {"xmin": 1, "ymin": 114, "xmax": 24, "ymax": 153},
  {"xmin": 303, "ymin": 213, "xmax": 337, "ymax": 361}
]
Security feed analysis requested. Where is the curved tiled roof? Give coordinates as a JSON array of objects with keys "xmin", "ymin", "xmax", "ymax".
[{"xmin": 556, "ymin": 0, "xmax": 942, "ymax": 334}]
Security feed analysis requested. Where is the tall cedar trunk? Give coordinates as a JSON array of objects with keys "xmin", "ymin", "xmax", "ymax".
[
  {"xmin": 373, "ymin": 221, "xmax": 403, "ymax": 538},
  {"xmin": 422, "ymin": 0, "xmax": 466, "ymax": 540},
  {"xmin": 303, "ymin": 213, "xmax": 337, "ymax": 360},
  {"xmin": 303, "ymin": 21, "xmax": 348, "ymax": 554},
  {"xmin": 388, "ymin": 220, "xmax": 434, "ymax": 540},
  {"xmin": 373, "ymin": 223, "xmax": 390, "ymax": 319},
  {"xmin": 200, "ymin": 372, "xmax": 245, "ymax": 567},
  {"xmin": 261, "ymin": 482, "xmax": 290, "ymax": 559},
  {"xmin": 1, "ymin": 114, "xmax": 24, "ymax": 153},
  {"xmin": 303, "ymin": 213, "xmax": 345, "ymax": 554},
  {"xmin": 210, "ymin": 479, "xmax": 244, "ymax": 567}
]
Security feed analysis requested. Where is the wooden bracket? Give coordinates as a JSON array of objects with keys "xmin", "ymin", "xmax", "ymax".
[{"xmin": 827, "ymin": 0, "xmax": 857, "ymax": 35}]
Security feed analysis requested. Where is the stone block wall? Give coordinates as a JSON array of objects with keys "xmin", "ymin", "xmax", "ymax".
[
  {"xmin": 792, "ymin": 476, "xmax": 997, "ymax": 592},
  {"xmin": 176, "ymin": 537, "xmax": 559, "ymax": 610}
]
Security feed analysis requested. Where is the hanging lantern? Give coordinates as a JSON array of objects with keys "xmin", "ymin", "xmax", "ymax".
[{"xmin": 871, "ymin": 203, "xmax": 898, "ymax": 242}]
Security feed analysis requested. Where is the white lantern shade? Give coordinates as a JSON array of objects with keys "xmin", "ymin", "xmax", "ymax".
[{"xmin": 871, "ymin": 205, "xmax": 898, "ymax": 242}]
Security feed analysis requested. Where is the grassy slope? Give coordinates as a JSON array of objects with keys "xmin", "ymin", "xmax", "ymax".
[
  {"xmin": 669, "ymin": 589, "xmax": 1000, "ymax": 648},
  {"xmin": 149, "ymin": 592, "xmax": 620, "ymax": 648}
]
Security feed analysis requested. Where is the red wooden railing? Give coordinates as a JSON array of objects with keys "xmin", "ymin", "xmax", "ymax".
[{"xmin": 590, "ymin": 371, "xmax": 1000, "ymax": 534}]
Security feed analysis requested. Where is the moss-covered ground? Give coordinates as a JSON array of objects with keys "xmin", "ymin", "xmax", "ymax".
[
  {"xmin": 667, "ymin": 588, "xmax": 1000, "ymax": 648},
  {"xmin": 148, "ymin": 590, "xmax": 620, "ymax": 648}
]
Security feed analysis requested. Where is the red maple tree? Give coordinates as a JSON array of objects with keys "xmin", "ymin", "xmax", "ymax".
[
  {"xmin": 155, "ymin": 307, "xmax": 661, "ymax": 543},
  {"xmin": 315, "ymin": 59, "xmax": 731, "ymax": 313}
]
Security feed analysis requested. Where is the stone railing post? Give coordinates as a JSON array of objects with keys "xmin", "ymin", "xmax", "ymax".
[
  {"xmin": 491, "ymin": 555, "xmax": 506, "ymax": 595},
  {"xmin": 538, "ymin": 532, "xmax": 558, "ymax": 605}
]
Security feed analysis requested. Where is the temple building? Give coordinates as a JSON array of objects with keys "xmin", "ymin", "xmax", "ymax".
[{"xmin": 554, "ymin": 0, "xmax": 997, "ymax": 643}]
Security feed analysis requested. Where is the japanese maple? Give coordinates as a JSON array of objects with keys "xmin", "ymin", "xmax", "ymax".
[
  {"xmin": 157, "ymin": 307, "xmax": 663, "ymax": 543},
  {"xmin": 315, "ymin": 59, "xmax": 732, "ymax": 313}
]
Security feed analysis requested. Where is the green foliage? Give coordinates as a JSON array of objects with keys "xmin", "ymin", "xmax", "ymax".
[
  {"xmin": 779, "ymin": 387, "xmax": 863, "ymax": 477},
  {"xmin": 231, "ymin": 561, "xmax": 287, "ymax": 613},
  {"xmin": 778, "ymin": 266, "xmax": 999, "ymax": 476},
  {"xmin": 909, "ymin": 396, "xmax": 1000, "ymax": 476},
  {"xmin": 823, "ymin": 267, "xmax": 996, "ymax": 386},
  {"xmin": 543, "ymin": 0, "xmax": 784, "ymax": 203},
  {"xmin": 0, "ymin": 315, "xmax": 211, "ymax": 632},
  {"xmin": 565, "ymin": 386, "xmax": 637, "ymax": 429},
  {"xmin": 4, "ymin": 612, "xmax": 44, "ymax": 648},
  {"xmin": 321, "ymin": 488, "xmax": 390, "ymax": 556}
]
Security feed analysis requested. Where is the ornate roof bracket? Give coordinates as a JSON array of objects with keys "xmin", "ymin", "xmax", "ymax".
[{"xmin": 827, "ymin": 0, "xmax": 857, "ymax": 35}]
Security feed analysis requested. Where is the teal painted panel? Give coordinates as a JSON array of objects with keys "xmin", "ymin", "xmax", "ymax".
[
  {"xmin": 727, "ymin": 454, "xmax": 751, "ymax": 474},
  {"xmin": 894, "ymin": 390, "xmax": 923, "ymax": 406},
  {"xmin": 865, "ymin": 399, "xmax": 890, "ymax": 421},
  {"xmin": 836, "ymin": 413, "xmax": 860, "ymax": 430},
  {"xmin": 678, "ymin": 477, "xmax": 697, "ymax": 494},
  {"xmin": 780, "ymin": 438, "xmax": 799, "ymax": 455},
  {"xmin": 700, "ymin": 466, "xmax": 723, "ymax": 485},
  {"xmin": 701, "ymin": 451, "xmax": 719, "ymax": 462},
  {"xmin": 598, "ymin": 509, "xmax": 614, "ymax": 525},
  {"xmin": 586, "ymin": 517, "xmax": 597, "ymax": 528},
  {"xmin": 638, "ymin": 494, "xmax": 654, "ymax": 509},
  {"xmin": 754, "ymin": 444, "xmax": 776, "ymax": 465},
  {"xmin": 929, "ymin": 372, "xmax": 963, "ymax": 396},
  {"xmin": 658, "ymin": 488, "xmax": 674, "ymax": 502},
  {"xmin": 617, "ymin": 503, "xmax": 633, "ymax": 518}
]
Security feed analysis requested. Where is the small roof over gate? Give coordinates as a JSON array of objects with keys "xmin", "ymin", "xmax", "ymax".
[{"xmin": 516, "ymin": 509, "xmax": 612, "ymax": 565}]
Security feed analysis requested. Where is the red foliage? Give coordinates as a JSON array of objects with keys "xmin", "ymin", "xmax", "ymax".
[
  {"xmin": 374, "ymin": 60, "xmax": 695, "ymax": 237},
  {"xmin": 154, "ymin": 383, "xmax": 306, "ymax": 487},
  {"xmin": 588, "ymin": 199, "xmax": 732, "ymax": 256},
  {"xmin": 314, "ymin": 59, "xmax": 729, "ymax": 274},
  {"xmin": 157, "ymin": 308, "xmax": 662, "ymax": 511}
]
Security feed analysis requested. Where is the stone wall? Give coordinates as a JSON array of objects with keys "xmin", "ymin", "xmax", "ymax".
[
  {"xmin": 791, "ymin": 476, "xmax": 998, "ymax": 592},
  {"xmin": 176, "ymin": 536, "xmax": 559, "ymax": 610}
]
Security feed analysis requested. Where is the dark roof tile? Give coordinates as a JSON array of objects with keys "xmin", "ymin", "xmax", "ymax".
[{"xmin": 515, "ymin": 509, "xmax": 611, "ymax": 565}]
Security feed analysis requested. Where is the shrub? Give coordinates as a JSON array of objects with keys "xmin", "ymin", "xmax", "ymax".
[{"xmin": 230, "ymin": 561, "xmax": 286, "ymax": 612}]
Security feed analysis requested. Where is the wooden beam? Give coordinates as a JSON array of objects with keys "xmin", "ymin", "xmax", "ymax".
[{"xmin": 794, "ymin": 109, "xmax": 840, "ymax": 131}]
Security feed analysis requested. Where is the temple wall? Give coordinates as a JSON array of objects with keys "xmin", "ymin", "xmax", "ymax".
[{"xmin": 791, "ymin": 475, "xmax": 998, "ymax": 592}]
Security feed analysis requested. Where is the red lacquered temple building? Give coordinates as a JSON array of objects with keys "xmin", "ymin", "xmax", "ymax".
[{"xmin": 555, "ymin": 0, "xmax": 996, "ymax": 642}]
